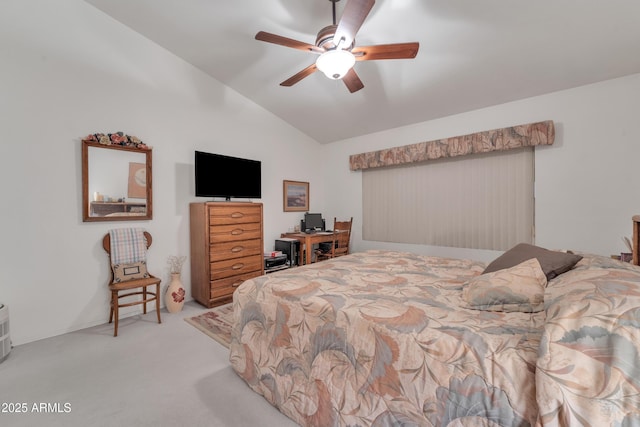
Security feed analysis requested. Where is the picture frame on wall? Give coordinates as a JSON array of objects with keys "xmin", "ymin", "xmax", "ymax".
[{"xmin": 283, "ymin": 180, "xmax": 309, "ymax": 212}]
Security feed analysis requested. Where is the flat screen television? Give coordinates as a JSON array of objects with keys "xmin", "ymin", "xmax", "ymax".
[{"xmin": 195, "ymin": 151, "xmax": 261, "ymax": 199}]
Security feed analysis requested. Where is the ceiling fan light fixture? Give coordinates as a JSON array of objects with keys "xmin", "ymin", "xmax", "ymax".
[{"xmin": 315, "ymin": 49, "xmax": 355, "ymax": 80}]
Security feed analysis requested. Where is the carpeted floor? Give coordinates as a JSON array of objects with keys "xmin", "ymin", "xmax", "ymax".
[
  {"xmin": 0, "ymin": 301, "xmax": 297, "ymax": 427},
  {"xmin": 184, "ymin": 303, "xmax": 233, "ymax": 348}
]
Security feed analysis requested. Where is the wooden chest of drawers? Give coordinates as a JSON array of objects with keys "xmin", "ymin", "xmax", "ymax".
[{"xmin": 190, "ymin": 202, "xmax": 264, "ymax": 308}]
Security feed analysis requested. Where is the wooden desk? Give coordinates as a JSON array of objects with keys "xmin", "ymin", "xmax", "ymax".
[{"xmin": 280, "ymin": 231, "xmax": 344, "ymax": 265}]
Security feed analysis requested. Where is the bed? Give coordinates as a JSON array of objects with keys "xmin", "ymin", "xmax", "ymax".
[{"xmin": 229, "ymin": 247, "xmax": 640, "ymax": 426}]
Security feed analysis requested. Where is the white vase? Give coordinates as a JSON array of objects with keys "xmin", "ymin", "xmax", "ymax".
[{"xmin": 165, "ymin": 273, "xmax": 186, "ymax": 313}]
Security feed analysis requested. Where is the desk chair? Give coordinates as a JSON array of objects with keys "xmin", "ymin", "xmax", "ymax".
[
  {"xmin": 316, "ymin": 217, "xmax": 353, "ymax": 261},
  {"xmin": 103, "ymin": 229, "xmax": 161, "ymax": 337}
]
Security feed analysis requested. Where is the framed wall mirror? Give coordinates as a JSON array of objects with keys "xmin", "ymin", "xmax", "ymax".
[{"xmin": 82, "ymin": 141, "xmax": 153, "ymax": 222}]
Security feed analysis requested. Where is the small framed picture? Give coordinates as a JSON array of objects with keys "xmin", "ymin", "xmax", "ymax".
[
  {"xmin": 127, "ymin": 162, "xmax": 147, "ymax": 199},
  {"xmin": 283, "ymin": 180, "xmax": 309, "ymax": 212}
]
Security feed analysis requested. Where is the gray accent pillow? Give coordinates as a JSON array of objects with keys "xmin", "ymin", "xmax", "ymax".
[{"xmin": 483, "ymin": 243, "xmax": 583, "ymax": 280}]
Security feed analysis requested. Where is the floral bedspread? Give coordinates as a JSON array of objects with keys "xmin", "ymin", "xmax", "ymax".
[
  {"xmin": 230, "ymin": 250, "xmax": 640, "ymax": 426},
  {"xmin": 536, "ymin": 255, "xmax": 640, "ymax": 426},
  {"xmin": 230, "ymin": 250, "xmax": 545, "ymax": 426}
]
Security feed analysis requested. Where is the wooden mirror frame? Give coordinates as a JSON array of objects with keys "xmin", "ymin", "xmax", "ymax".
[{"xmin": 82, "ymin": 141, "xmax": 153, "ymax": 222}]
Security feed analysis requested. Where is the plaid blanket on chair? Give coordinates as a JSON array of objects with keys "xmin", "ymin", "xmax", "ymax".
[{"xmin": 109, "ymin": 228, "xmax": 147, "ymax": 265}]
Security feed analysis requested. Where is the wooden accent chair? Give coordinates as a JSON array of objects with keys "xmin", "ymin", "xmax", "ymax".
[
  {"xmin": 102, "ymin": 231, "xmax": 161, "ymax": 337},
  {"xmin": 316, "ymin": 217, "xmax": 353, "ymax": 262}
]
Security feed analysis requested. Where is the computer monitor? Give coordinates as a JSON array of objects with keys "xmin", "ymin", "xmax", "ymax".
[{"xmin": 304, "ymin": 213, "xmax": 324, "ymax": 231}]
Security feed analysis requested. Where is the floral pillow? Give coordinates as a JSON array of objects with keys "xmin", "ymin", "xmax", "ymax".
[
  {"xmin": 462, "ymin": 258, "xmax": 547, "ymax": 312},
  {"xmin": 112, "ymin": 261, "xmax": 150, "ymax": 283}
]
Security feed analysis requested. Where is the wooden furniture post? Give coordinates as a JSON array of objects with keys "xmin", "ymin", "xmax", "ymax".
[{"xmin": 633, "ymin": 215, "xmax": 640, "ymax": 265}]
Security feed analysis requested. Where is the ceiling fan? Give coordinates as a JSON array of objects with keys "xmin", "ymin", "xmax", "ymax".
[{"xmin": 255, "ymin": 0, "xmax": 419, "ymax": 93}]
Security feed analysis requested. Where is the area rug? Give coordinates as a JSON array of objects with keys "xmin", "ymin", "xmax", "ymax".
[{"xmin": 184, "ymin": 303, "xmax": 233, "ymax": 348}]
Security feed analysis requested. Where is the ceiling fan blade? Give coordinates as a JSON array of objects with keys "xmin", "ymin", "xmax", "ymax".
[
  {"xmin": 352, "ymin": 42, "xmax": 420, "ymax": 61},
  {"xmin": 255, "ymin": 31, "xmax": 323, "ymax": 53},
  {"xmin": 342, "ymin": 68, "xmax": 364, "ymax": 93},
  {"xmin": 280, "ymin": 63, "xmax": 318, "ymax": 87},
  {"xmin": 334, "ymin": 0, "xmax": 375, "ymax": 48}
]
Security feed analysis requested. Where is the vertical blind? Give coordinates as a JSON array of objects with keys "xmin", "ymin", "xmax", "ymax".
[{"xmin": 362, "ymin": 147, "xmax": 534, "ymax": 251}]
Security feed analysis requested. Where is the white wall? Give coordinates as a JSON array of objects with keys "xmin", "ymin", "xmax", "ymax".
[
  {"xmin": 322, "ymin": 73, "xmax": 640, "ymax": 263},
  {"xmin": 0, "ymin": 0, "xmax": 324, "ymax": 345}
]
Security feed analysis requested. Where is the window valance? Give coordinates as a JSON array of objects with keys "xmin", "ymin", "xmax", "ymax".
[{"xmin": 349, "ymin": 120, "xmax": 554, "ymax": 171}]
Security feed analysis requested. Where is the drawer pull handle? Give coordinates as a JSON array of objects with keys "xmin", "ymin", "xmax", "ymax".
[
  {"xmin": 232, "ymin": 263, "xmax": 244, "ymax": 270},
  {"xmin": 231, "ymin": 212, "xmax": 244, "ymax": 218},
  {"xmin": 231, "ymin": 246, "xmax": 244, "ymax": 253},
  {"xmin": 232, "ymin": 280, "xmax": 243, "ymax": 287},
  {"xmin": 231, "ymin": 229, "xmax": 244, "ymax": 236}
]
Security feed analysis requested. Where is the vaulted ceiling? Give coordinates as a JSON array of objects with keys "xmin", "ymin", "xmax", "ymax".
[{"xmin": 85, "ymin": 0, "xmax": 640, "ymax": 143}]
